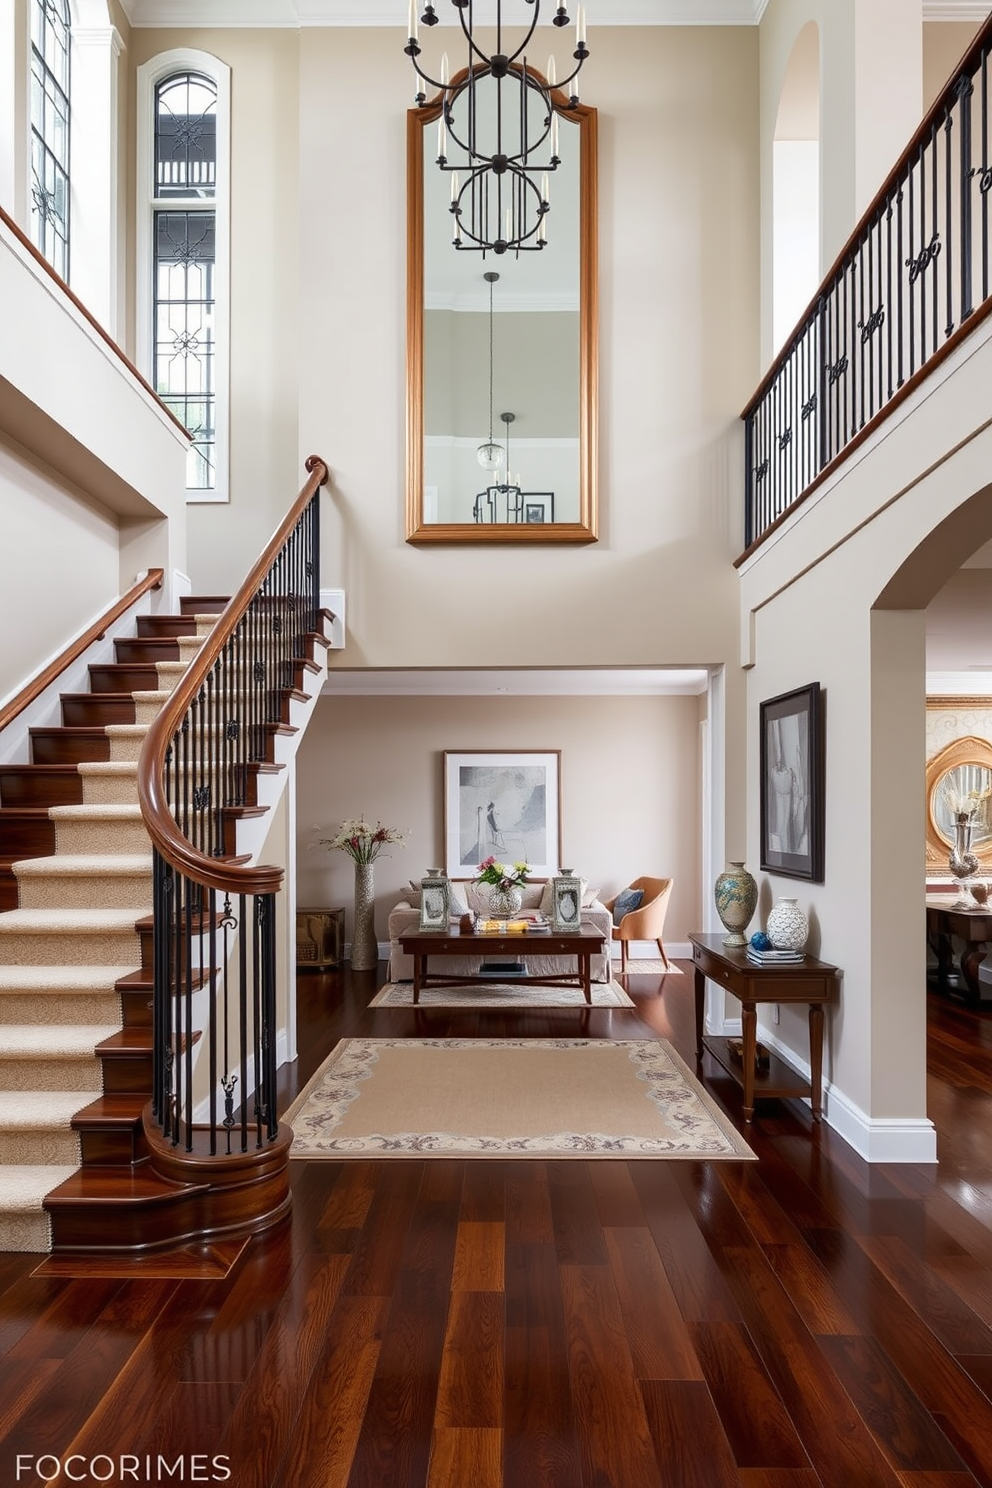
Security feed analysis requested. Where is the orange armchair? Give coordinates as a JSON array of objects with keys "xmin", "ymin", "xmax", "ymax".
[{"xmin": 604, "ymin": 876, "xmax": 674, "ymax": 973}]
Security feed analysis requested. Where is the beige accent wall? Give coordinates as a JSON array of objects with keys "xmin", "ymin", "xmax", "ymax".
[
  {"xmin": 295, "ymin": 692, "xmax": 702, "ymax": 953},
  {"xmin": 923, "ymin": 21, "xmax": 984, "ymax": 111}
]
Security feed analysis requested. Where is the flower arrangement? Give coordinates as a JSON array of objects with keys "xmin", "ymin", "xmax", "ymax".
[
  {"xmin": 475, "ymin": 856, "xmax": 529, "ymax": 890},
  {"xmin": 941, "ymin": 782, "xmax": 992, "ymax": 823},
  {"xmin": 321, "ymin": 818, "xmax": 408, "ymax": 864}
]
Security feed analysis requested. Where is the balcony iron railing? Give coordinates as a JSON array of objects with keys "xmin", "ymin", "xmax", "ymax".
[{"xmin": 742, "ymin": 15, "xmax": 992, "ymax": 553}]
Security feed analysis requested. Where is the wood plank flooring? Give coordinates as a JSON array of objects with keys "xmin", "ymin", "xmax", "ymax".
[{"xmin": 1, "ymin": 967, "xmax": 991, "ymax": 1486}]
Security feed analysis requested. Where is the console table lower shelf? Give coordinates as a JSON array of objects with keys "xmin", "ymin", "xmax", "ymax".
[{"xmin": 689, "ymin": 932, "xmax": 840, "ymax": 1124}]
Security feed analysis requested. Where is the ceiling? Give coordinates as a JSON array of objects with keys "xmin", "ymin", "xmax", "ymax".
[{"xmin": 119, "ymin": 0, "xmax": 990, "ymax": 27}]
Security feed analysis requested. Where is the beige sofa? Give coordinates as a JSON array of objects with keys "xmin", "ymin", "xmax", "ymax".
[{"xmin": 387, "ymin": 880, "xmax": 614, "ymax": 983}]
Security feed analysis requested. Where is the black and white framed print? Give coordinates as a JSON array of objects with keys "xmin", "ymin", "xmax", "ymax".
[{"xmin": 759, "ymin": 682, "xmax": 825, "ymax": 882}]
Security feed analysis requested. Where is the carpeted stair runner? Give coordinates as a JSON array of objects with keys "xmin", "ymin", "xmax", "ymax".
[{"xmin": 0, "ymin": 619, "xmax": 214, "ymax": 1251}]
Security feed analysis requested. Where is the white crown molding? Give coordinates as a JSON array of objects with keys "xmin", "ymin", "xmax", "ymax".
[
  {"xmin": 123, "ymin": 0, "xmax": 769, "ymax": 27},
  {"xmin": 922, "ymin": 1, "xmax": 991, "ymax": 19}
]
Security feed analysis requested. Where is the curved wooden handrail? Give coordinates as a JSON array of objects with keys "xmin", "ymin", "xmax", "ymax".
[
  {"xmin": 137, "ymin": 456, "xmax": 329, "ymax": 895},
  {"xmin": 741, "ymin": 12, "xmax": 992, "ymax": 420},
  {"xmin": 0, "ymin": 568, "xmax": 164, "ymax": 736},
  {"xmin": 0, "ymin": 204, "xmax": 191, "ymax": 442}
]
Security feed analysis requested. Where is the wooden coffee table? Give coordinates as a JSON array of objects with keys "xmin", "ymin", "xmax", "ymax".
[{"xmin": 398, "ymin": 922, "xmax": 607, "ymax": 1005}]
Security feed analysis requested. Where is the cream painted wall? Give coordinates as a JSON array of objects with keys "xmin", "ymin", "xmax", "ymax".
[
  {"xmin": 0, "ymin": 438, "xmax": 120, "ymax": 700},
  {"xmin": 126, "ymin": 28, "xmax": 302, "ymax": 578},
  {"xmin": 295, "ymin": 692, "xmax": 702, "ymax": 954}
]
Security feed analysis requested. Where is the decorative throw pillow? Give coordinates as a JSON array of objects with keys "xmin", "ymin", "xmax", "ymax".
[{"xmin": 612, "ymin": 886, "xmax": 644, "ymax": 926}]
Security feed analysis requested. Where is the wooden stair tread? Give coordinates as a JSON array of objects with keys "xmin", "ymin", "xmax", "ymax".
[
  {"xmin": 44, "ymin": 1165, "xmax": 208, "ymax": 1205},
  {"xmin": 71, "ymin": 1094, "xmax": 146, "ymax": 1127}
]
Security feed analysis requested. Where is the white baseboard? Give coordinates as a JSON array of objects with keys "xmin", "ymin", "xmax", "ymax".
[{"xmin": 754, "ymin": 1027, "xmax": 937, "ymax": 1163}]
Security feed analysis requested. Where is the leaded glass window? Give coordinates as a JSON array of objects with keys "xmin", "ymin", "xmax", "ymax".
[
  {"xmin": 153, "ymin": 73, "xmax": 218, "ymax": 491},
  {"xmin": 30, "ymin": 0, "xmax": 71, "ymax": 280}
]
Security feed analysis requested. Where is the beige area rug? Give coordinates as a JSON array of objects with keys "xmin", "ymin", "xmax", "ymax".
[
  {"xmin": 284, "ymin": 1038, "xmax": 756, "ymax": 1161},
  {"xmin": 368, "ymin": 977, "xmax": 634, "ymax": 1010},
  {"xmin": 618, "ymin": 959, "xmax": 684, "ymax": 976}
]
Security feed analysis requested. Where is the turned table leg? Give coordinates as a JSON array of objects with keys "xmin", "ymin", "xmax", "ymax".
[
  {"xmin": 741, "ymin": 1002, "xmax": 757, "ymax": 1124},
  {"xmin": 808, "ymin": 1002, "xmax": 825, "ymax": 1120}
]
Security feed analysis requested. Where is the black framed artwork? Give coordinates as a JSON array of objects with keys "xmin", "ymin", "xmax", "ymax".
[{"xmin": 759, "ymin": 682, "xmax": 824, "ymax": 882}]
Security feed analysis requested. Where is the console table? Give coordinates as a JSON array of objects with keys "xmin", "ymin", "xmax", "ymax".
[
  {"xmin": 398, "ymin": 923, "xmax": 606, "ymax": 1005},
  {"xmin": 926, "ymin": 897, "xmax": 992, "ymax": 1002},
  {"xmin": 689, "ymin": 932, "xmax": 840, "ymax": 1124}
]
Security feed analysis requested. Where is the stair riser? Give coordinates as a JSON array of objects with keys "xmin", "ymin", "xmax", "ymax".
[
  {"xmin": 79, "ymin": 1127, "xmax": 147, "ymax": 1166},
  {"xmin": 0, "ymin": 1130, "xmax": 81, "ymax": 1165},
  {"xmin": 0, "ymin": 770, "xmax": 83, "ymax": 807},
  {"xmin": 133, "ymin": 699, "xmax": 167, "ymax": 725},
  {"xmin": 108, "ymin": 735, "xmax": 149, "ymax": 764},
  {"xmin": 0, "ymin": 932, "xmax": 142, "ymax": 966},
  {"xmin": 0, "ymin": 1213, "xmax": 50, "ymax": 1253},
  {"xmin": 137, "ymin": 617, "xmax": 215, "ymax": 639},
  {"xmin": 0, "ymin": 818, "xmax": 56, "ymax": 858},
  {"xmin": 101, "ymin": 1055, "xmax": 153, "ymax": 1094},
  {"xmin": 0, "ymin": 1057, "xmax": 103, "ymax": 1091},
  {"xmin": 62, "ymin": 698, "xmax": 136, "ymax": 727},
  {"xmin": 115, "ymin": 639, "xmax": 204, "ymax": 665},
  {"xmin": 15, "ymin": 877, "xmax": 153, "ymax": 912},
  {"xmin": 89, "ymin": 665, "xmax": 159, "ymax": 694},
  {"xmin": 53, "ymin": 820, "xmax": 151, "ymax": 855},
  {"xmin": 0, "ymin": 993, "xmax": 121, "ymax": 1026},
  {"xmin": 31, "ymin": 735, "xmax": 110, "ymax": 766},
  {"xmin": 79, "ymin": 770, "xmax": 139, "ymax": 807}
]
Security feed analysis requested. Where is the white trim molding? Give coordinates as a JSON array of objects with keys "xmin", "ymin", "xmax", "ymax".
[
  {"xmin": 758, "ymin": 1027, "xmax": 939, "ymax": 1162},
  {"xmin": 121, "ymin": 0, "xmax": 776, "ymax": 27}
]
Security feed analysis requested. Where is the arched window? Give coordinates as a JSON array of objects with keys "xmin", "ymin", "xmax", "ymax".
[
  {"xmin": 30, "ymin": 0, "xmax": 71, "ymax": 279},
  {"xmin": 138, "ymin": 52, "xmax": 230, "ymax": 501}
]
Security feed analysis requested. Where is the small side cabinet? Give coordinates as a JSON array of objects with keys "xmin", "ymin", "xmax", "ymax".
[{"xmin": 296, "ymin": 908, "xmax": 345, "ymax": 970}]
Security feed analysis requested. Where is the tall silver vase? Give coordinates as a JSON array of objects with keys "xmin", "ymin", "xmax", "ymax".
[
  {"xmin": 949, "ymin": 815, "xmax": 980, "ymax": 909},
  {"xmin": 350, "ymin": 861, "xmax": 378, "ymax": 970}
]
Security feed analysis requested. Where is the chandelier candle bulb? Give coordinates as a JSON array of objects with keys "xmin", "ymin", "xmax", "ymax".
[
  {"xmin": 440, "ymin": 51, "xmax": 449, "ymax": 85},
  {"xmin": 408, "ymin": 0, "xmax": 417, "ymax": 40},
  {"xmin": 551, "ymin": 111, "xmax": 559, "ymax": 156},
  {"xmin": 547, "ymin": 55, "xmax": 556, "ymax": 87},
  {"xmin": 541, "ymin": 170, "xmax": 550, "ymax": 203},
  {"xmin": 451, "ymin": 170, "xmax": 459, "ymax": 202},
  {"xmin": 438, "ymin": 115, "xmax": 447, "ymax": 159},
  {"xmin": 577, "ymin": 5, "xmax": 586, "ymax": 44}
]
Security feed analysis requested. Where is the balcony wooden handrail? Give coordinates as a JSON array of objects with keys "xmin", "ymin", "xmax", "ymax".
[
  {"xmin": 137, "ymin": 456, "xmax": 329, "ymax": 896},
  {"xmin": 742, "ymin": 11, "xmax": 992, "ymax": 421},
  {"xmin": 0, "ymin": 204, "xmax": 191, "ymax": 442},
  {"xmin": 0, "ymin": 568, "xmax": 164, "ymax": 736}
]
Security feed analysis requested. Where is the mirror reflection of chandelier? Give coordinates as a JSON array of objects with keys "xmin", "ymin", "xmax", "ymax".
[{"xmin": 405, "ymin": 1, "xmax": 590, "ymax": 256}]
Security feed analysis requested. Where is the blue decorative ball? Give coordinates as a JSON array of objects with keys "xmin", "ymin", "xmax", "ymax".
[{"xmin": 750, "ymin": 930, "xmax": 771, "ymax": 952}]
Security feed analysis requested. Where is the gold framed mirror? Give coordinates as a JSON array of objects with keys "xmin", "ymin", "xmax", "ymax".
[
  {"xmin": 925, "ymin": 734, "xmax": 992, "ymax": 871},
  {"xmin": 406, "ymin": 75, "xmax": 598, "ymax": 544}
]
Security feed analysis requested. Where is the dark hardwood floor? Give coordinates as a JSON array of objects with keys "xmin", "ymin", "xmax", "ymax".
[{"xmin": 2, "ymin": 964, "xmax": 992, "ymax": 1487}]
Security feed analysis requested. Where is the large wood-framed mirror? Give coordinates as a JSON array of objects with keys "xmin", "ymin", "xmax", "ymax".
[
  {"xmin": 406, "ymin": 75, "xmax": 598, "ymax": 545},
  {"xmin": 926, "ymin": 733, "xmax": 992, "ymax": 871}
]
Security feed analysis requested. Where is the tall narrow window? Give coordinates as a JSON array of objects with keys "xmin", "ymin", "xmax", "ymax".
[
  {"xmin": 30, "ymin": 0, "xmax": 71, "ymax": 279},
  {"xmin": 153, "ymin": 72, "xmax": 218, "ymax": 492}
]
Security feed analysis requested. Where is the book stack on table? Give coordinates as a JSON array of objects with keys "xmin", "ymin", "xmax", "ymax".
[{"xmin": 746, "ymin": 946, "xmax": 805, "ymax": 966}]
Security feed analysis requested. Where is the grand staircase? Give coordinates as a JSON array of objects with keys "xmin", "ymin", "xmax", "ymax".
[
  {"xmin": 0, "ymin": 539, "xmax": 332, "ymax": 1263},
  {"xmin": 0, "ymin": 598, "xmax": 234, "ymax": 1251}
]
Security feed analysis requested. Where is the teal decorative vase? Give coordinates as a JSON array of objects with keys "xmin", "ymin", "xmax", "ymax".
[{"xmin": 714, "ymin": 861, "xmax": 758, "ymax": 947}]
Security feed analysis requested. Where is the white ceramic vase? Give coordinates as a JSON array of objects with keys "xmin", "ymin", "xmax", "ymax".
[{"xmin": 766, "ymin": 896, "xmax": 809, "ymax": 951}]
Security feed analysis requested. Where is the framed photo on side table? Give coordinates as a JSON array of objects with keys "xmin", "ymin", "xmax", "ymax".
[
  {"xmin": 444, "ymin": 750, "xmax": 562, "ymax": 880},
  {"xmin": 760, "ymin": 682, "xmax": 824, "ymax": 882}
]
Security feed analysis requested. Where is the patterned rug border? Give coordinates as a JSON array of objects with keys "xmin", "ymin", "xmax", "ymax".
[
  {"xmin": 618, "ymin": 958, "xmax": 683, "ymax": 976},
  {"xmin": 283, "ymin": 1037, "xmax": 756, "ymax": 1162},
  {"xmin": 367, "ymin": 977, "xmax": 635, "ymax": 1010}
]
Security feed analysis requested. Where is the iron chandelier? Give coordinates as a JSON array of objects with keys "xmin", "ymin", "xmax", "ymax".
[{"xmin": 405, "ymin": 1, "xmax": 590, "ymax": 256}]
